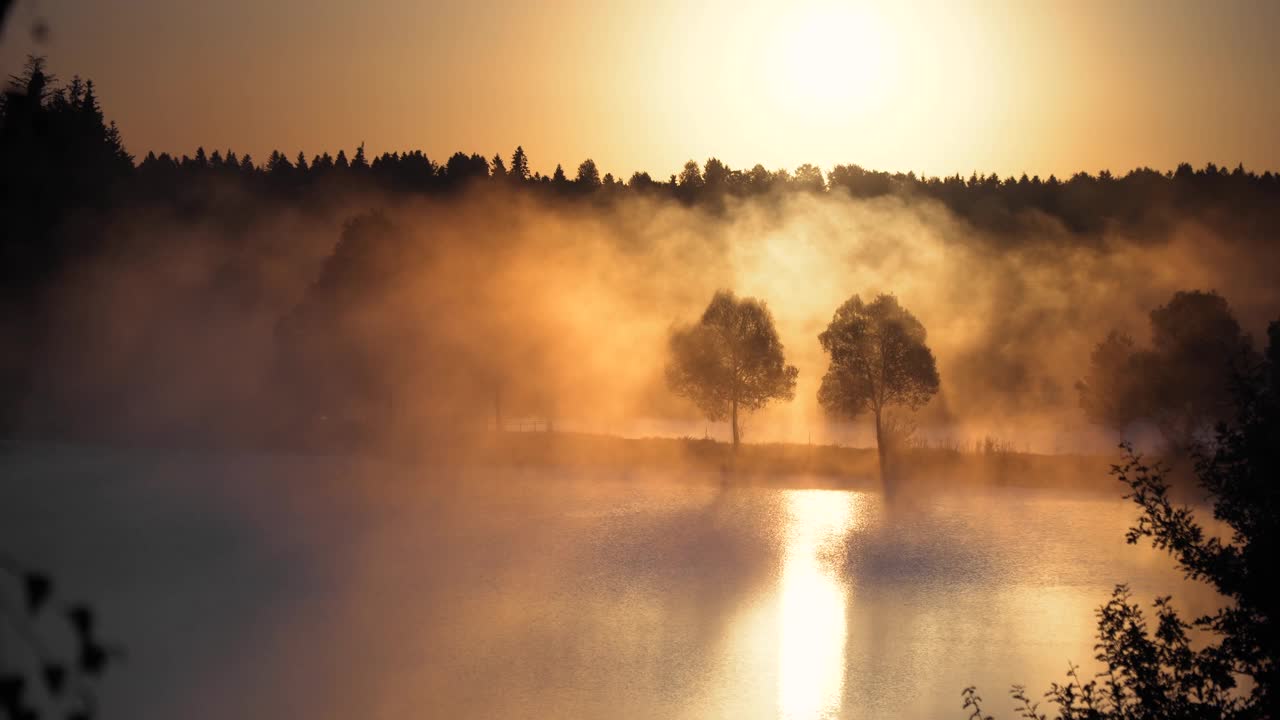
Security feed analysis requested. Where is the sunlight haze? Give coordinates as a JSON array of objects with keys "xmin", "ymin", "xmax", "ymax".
[
  {"xmin": 3, "ymin": 0, "xmax": 1278, "ymax": 178},
  {"xmin": 3, "ymin": 2, "xmax": 1280, "ymax": 719}
]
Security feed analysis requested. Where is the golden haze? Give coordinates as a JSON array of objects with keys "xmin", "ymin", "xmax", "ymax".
[{"xmin": 2, "ymin": 0, "xmax": 1278, "ymax": 178}]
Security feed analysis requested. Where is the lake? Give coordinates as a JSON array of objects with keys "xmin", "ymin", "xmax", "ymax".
[{"xmin": 0, "ymin": 447, "xmax": 1218, "ymax": 719}]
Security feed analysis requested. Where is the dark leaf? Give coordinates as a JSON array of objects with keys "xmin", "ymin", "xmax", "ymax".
[
  {"xmin": 43, "ymin": 663, "xmax": 67, "ymax": 695},
  {"xmin": 68, "ymin": 605, "xmax": 94, "ymax": 637},
  {"xmin": 0, "ymin": 673, "xmax": 26, "ymax": 710},
  {"xmin": 79, "ymin": 642, "xmax": 107, "ymax": 675},
  {"xmin": 24, "ymin": 572, "xmax": 52, "ymax": 614}
]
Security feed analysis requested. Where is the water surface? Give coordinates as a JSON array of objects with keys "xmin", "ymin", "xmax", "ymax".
[{"xmin": 0, "ymin": 448, "xmax": 1217, "ymax": 719}]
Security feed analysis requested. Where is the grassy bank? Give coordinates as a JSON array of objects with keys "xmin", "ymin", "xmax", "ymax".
[
  {"xmin": 2, "ymin": 430, "xmax": 1126, "ymax": 495},
  {"xmin": 450, "ymin": 431, "xmax": 1120, "ymax": 494}
]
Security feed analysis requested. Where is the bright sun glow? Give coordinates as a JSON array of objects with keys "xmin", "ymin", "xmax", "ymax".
[
  {"xmin": 778, "ymin": 489, "xmax": 860, "ymax": 720},
  {"xmin": 769, "ymin": 4, "xmax": 891, "ymax": 119}
]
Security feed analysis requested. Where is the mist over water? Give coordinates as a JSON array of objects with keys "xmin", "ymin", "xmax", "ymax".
[
  {"xmin": 16, "ymin": 186, "xmax": 1280, "ymax": 450},
  {"xmin": 4, "ymin": 10, "xmax": 1279, "ymax": 719},
  {"xmin": 0, "ymin": 449, "xmax": 1219, "ymax": 719}
]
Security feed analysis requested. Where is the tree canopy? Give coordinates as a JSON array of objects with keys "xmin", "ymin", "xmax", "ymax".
[
  {"xmin": 1078, "ymin": 290, "xmax": 1255, "ymax": 449},
  {"xmin": 817, "ymin": 293, "xmax": 940, "ymax": 471},
  {"xmin": 665, "ymin": 290, "xmax": 798, "ymax": 448}
]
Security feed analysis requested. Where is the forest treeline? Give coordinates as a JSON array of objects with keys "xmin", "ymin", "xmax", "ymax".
[
  {"xmin": 5, "ymin": 57, "xmax": 1280, "ymax": 446},
  {"xmin": 126, "ymin": 146, "xmax": 1280, "ymax": 237},
  {"xmin": 6, "ymin": 55, "xmax": 1280, "ymax": 299}
]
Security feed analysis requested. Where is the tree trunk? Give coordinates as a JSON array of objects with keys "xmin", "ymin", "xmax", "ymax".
[
  {"xmin": 731, "ymin": 397, "xmax": 740, "ymax": 449},
  {"xmin": 874, "ymin": 408, "xmax": 887, "ymax": 479}
]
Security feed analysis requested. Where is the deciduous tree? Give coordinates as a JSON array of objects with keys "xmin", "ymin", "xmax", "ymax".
[
  {"xmin": 666, "ymin": 290, "xmax": 798, "ymax": 448},
  {"xmin": 817, "ymin": 293, "xmax": 939, "ymax": 474}
]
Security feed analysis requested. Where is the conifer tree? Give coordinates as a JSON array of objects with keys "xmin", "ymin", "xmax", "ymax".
[{"xmin": 509, "ymin": 146, "xmax": 530, "ymax": 181}]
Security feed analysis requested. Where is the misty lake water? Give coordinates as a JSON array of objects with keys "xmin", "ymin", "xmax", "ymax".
[{"xmin": 1, "ymin": 448, "xmax": 1218, "ymax": 719}]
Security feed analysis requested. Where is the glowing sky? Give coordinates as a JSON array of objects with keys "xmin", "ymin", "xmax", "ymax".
[{"xmin": 3, "ymin": 0, "xmax": 1278, "ymax": 178}]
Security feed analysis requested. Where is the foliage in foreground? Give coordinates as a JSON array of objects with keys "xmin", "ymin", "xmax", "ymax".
[
  {"xmin": 967, "ymin": 321, "xmax": 1279, "ymax": 719},
  {"xmin": 0, "ymin": 557, "xmax": 118, "ymax": 720}
]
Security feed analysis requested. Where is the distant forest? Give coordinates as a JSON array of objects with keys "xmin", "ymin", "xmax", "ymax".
[
  {"xmin": 5, "ymin": 56, "xmax": 1280, "ymax": 446},
  {"xmin": 6, "ymin": 57, "xmax": 1280, "ymax": 282}
]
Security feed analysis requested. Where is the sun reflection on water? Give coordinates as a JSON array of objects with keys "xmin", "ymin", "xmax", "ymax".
[{"xmin": 778, "ymin": 489, "xmax": 860, "ymax": 720}]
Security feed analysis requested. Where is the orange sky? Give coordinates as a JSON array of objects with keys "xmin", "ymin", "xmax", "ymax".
[{"xmin": 3, "ymin": 0, "xmax": 1278, "ymax": 178}]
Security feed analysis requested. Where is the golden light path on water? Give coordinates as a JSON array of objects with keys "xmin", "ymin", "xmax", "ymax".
[{"xmin": 777, "ymin": 489, "xmax": 862, "ymax": 720}]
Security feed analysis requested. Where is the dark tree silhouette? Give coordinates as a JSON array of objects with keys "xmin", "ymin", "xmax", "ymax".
[
  {"xmin": 675, "ymin": 159, "xmax": 704, "ymax": 204},
  {"xmin": 274, "ymin": 211, "xmax": 423, "ymax": 443},
  {"xmin": 0, "ymin": 57, "xmax": 132, "ymax": 433},
  {"xmin": 665, "ymin": 290, "xmax": 798, "ymax": 448},
  {"xmin": 1077, "ymin": 291, "xmax": 1255, "ymax": 449},
  {"xmin": 1077, "ymin": 330, "xmax": 1150, "ymax": 431},
  {"xmin": 793, "ymin": 163, "xmax": 825, "ymax": 192},
  {"xmin": 575, "ymin": 158, "xmax": 601, "ymax": 188},
  {"xmin": 817, "ymin": 294, "xmax": 940, "ymax": 475},
  {"xmin": 509, "ymin": 145, "xmax": 529, "ymax": 182},
  {"xmin": 966, "ymin": 319, "xmax": 1280, "ymax": 720},
  {"xmin": 703, "ymin": 157, "xmax": 730, "ymax": 191},
  {"xmin": 628, "ymin": 171, "xmax": 655, "ymax": 189},
  {"xmin": 266, "ymin": 149, "xmax": 292, "ymax": 180},
  {"xmin": 1147, "ymin": 291, "xmax": 1254, "ymax": 443},
  {"xmin": 677, "ymin": 160, "xmax": 703, "ymax": 188},
  {"xmin": 0, "ymin": 555, "xmax": 119, "ymax": 720}
]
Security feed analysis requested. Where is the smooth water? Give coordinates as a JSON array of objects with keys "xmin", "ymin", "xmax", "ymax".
[{"xmin": 0, "ymin": 449, "xmax": 1217, "ymax": 719}]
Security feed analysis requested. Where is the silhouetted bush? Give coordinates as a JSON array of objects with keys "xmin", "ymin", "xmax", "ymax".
[
  {"xmin": 0, "ymin": 556, "xmax": 118, "ymax": 720},
  {"xmin": 1077, "ymin": 291, "xmax": 1258, "ymax": 450},
  {"xmin": 966, "ymin": 320, "xmax": 1280, "ymax": 718}
]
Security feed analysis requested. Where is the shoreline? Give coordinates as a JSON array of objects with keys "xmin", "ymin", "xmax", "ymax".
[{"xmin": 3, "ymin": 430, "xmax": 1127, "ymax": 496}]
